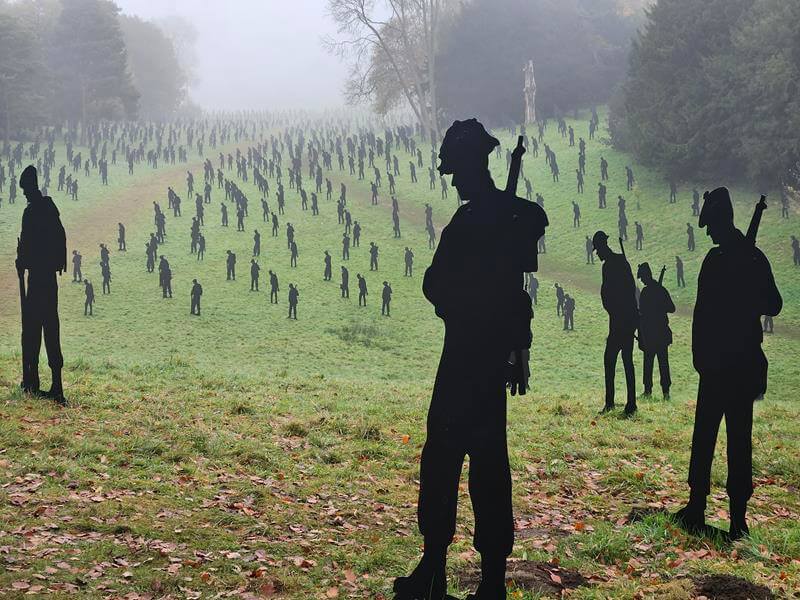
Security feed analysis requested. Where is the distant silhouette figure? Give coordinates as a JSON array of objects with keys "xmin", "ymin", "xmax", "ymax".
[
  {"xmin": 593, "ymin": 230, "xmax": 638, "ymax": 415},
  {"xmin": 250, "ymin": 259, "xmax": 260, "ymax": 291},
  {"xmin": 226, "ymin": 250, "xmax": 236, "ymax": 280},
  {"xmin": 269, "ymin": 270, "xmax": 279, "ymax": 304},
  {"xmin": 687, "ymin": 223, "xmax": 695, "ymax": 251},
  {"xmin": 190, "ymin": 279, "xmax": 202, "ymax": 315},
  {"xmin": 71, "ymin": 250, "xmax": 82, "ymax": 282},
  {"xmin": 369, "ymin": 242, "xmax": 379, "ymax": 270},
  {"xmin": 382, "ymin": 281, "xmax": 392, "ymax": 316},
  {"xmin": 674, "ymin": 187, "xmax": 782, "ymax": 542},
  {"xmin": 83, "ymin": 279, "xmax": 94, "ymax": 315},
  {"xmin": 585, "ymin": 236, "xmax": 594, "ymax": 264},
  {"xmin": 404, "ymin": 247, "xmax": 414, "ymax": 276},
  {"xmin": 394, "ymin": 119, "xmax": 547, "ymax": 600},
  {"xmin": 554, "ymin": 283, "xmax": 565, "ymax": 316},
  {"xmin": 676, "ymin": 256, "xmax": 686, "ymax": 288},
  {"xmin": 340, "ymin": 266, "xmax": 349, "ymax": 298},
  {"xmin": 323, "ymin": 251, "xmax": 332, "ymax": 281},
  {"xmin": 118, "ymin": 222, "xmax": 126, "ymax": 251},
  {"xmin": 357, "ymin": 273, "xmax": 368, "ymax": 306},
  {"xmin": 637, "ymin": 263, "xmax": 674, "ymax": 398},
  {"xmin": 288, "ymin": 284, "xmax": 299, "ymax": 319},
  {"xmin": 563, "ymin": 294, "xmax": 575, "ymax": 330},
  {"xmin": 791, "ymin": 235, "xmax": 799, "ymax": 266},
  {"xmin": 16, "ymin": 166, "xmax": 66, "ymax": 404}
]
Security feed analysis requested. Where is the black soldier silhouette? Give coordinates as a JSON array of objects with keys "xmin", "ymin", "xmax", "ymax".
[
  {"xmin": 637, "ymin": 263, "xmax": 674, "ymax": 398},
  {"xmin": 83, "ymin": 279, "xmax": 94, "ymax": 316},
  {"xmin": 269, "ymin": 270, "xmax": 279, "ymax": 304},
  {"xmin": 593, "ymin": 231, "xmax": 638, "ymax": 415},
  {"xmin": 288, "ymin": 284, "xmax": 299, "ymax": 319},
  {"xmin": 190, "ymin": 279, "xmax": 203, "ymax": 315},
  {"xmin": 791, "ymin": 235, "xmax": 799, "ymax": 266},
  {"xmin": 323, "ymin": 251, "xmax": 332, "ymax": 281},
  {"xmin": 226, "ymin": 250, "xmax": 236, "ymax": 280},
  {"xmin": 673, "ymin": 188, "xmax": 781, "ymax": 542},
  {"xmin": 675, "ymin": 256, "xmax": 686, "ymax": 288},
  {"xmin": 340, "ymin": 266, "xmax": 350, "ymax": 298},
  {"xmin": 250, "ymin": 259, "xmax": 261, "ymax": 291},
  {"xmin": 16, "ymin": 166, "xmax": 67, "ymax": 405},
  {"xmin": 394, "ymin": 119, "xmax": 547, "ymax": 600},
  {"xmin": 381, "ymin": 281, "xmax": 392, "ymax": 316}
]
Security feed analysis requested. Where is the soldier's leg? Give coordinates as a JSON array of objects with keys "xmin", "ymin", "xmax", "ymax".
[
  {"xmin": 724, "ymin": 396, "xmax": 754, "ymax": 537},
  {"xmin": 622, "ymin": 335, "xmax": 636, "ymax": 411},
  {"xmin": 21, "ymin": 300, "xmax": 43, "ymax": 392},
  {"xmin": 642, "ymin": 350, "xmax": 654, "ymax": 395},
  {"xmin": 658, "ymin": 349, "xmax": 671, "ymax": 396},
  {"xmin": 603, "ymin": 336, "xmax": 619, "ymax": 409},
  {"xmin": 687, "ymin": 378, "xmax": 724, "ymax": 505}
]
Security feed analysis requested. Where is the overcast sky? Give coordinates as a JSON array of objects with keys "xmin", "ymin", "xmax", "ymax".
[{"xmin": 115, "ymin": 0, "xmax": 349, "ymax": 111}]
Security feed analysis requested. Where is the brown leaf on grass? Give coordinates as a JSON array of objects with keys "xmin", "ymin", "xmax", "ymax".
[{"xmin": 326, "ymin": 586, "xmax": 339, "ymax": 597}]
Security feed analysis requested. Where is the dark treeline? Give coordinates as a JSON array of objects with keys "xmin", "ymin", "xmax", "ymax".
[
  {"xmin": 0, "ymin": 0, "xmax": 191, "ymax": 140},
  {"xmin": 610, "ymin": 0, "xmax": 800, "ymax": 187},
  {"xmin": 436, "ymin": 0, "xmax": 645, "ymax": 126}
]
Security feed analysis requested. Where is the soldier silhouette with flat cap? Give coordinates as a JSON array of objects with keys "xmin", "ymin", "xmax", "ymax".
[
  {"xmin": 673, "ymin": 187, "xmax": 781, "ymax": 541},
  {"xmin": 16, "ymin": 166, "xmax": 67, "ymax": 404},
  {"xmin": 593, "ymin": 230, "xmax": 638, "ymax": 415},
  {"xmin": 323, "ymin": 251, "xmax": 332, "ymax": 281},
  {"xmin": 637, "ymin": 263, "xmax": 674, "ymax": 398},
  {"xmin": 190, "ymin": 279, "xmax": 202, "ymax": 315},
  {"xmin": 394, "ymin": 119, "xmax": 547, "ymax": 600},
  {"xmin": 83, "ymin": 279, "xmax": 94, "ymax": 316}
]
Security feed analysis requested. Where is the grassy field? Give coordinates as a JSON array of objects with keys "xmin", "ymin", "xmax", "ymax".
[{"xmin": 0, "ymin": 111, "xmax": 798, "ymax": 599}]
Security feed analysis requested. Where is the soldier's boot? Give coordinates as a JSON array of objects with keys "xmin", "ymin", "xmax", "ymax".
[
  {"xmin": 672, "ymin": 490, "xmax": 706, "ymax": 534},
  {"xmin": 661, "ymin": 387, "xmax": 670, "ymax": 400},
  {"xmin": 393, "ymin": 544, "xmax": 447, "ymax": 600},
  {"xmin": 21, "ymin": 363, "xmax": 40, "ymax": 394},
  {"xmin": 465, "ymin": 556, "xmax": 506, "ymax": 600},
  {"xmin": 728, "ymin": 498, "xmax": 749, "ymax": 541},
  {"xmin": 44, "ymin": 367, "xmax": 66, "ymax": 406}
]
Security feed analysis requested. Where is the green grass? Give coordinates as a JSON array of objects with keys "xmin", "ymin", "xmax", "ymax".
[{"xmin": 0, "ymin": 110, "xmax": 798, "ymax": 598}]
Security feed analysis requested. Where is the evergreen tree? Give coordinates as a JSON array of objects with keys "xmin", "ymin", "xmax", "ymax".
[{"xmin": 49, "ymin": 0, "xmax": 138, "ymax": 123}]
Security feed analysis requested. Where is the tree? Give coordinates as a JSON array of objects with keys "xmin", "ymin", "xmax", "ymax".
[
  {"xmin": 324, "ymin": 0, "xmax": 454, "ymax": 142},
  {"xmin": 0, "ymin": 12, "xmax": 49, "ymax": 142},
  {"xmin": 435, "ymin": 0, "xmax": 642, "ymax": 127},
  {"xmin": 49, "ymin": 0, "xmax": 138, "ymax": 123},
  {"xmin": 119, "ymin": 14, "xmax": 187, "ymax": 119}
]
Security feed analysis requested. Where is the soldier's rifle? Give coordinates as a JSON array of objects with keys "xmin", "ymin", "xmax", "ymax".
[
  {"xmin": 746, "ymin": 195, "xmax": 768, "ymax": 246},
  {"xmin": 658, "ymin": 265, "xmax": 667, "ymax": 285}
]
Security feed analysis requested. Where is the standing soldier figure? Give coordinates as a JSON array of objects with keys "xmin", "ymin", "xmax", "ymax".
[
  {"xmin": 676, "ymin": 256, "xmax": 686, "ymax": 288},
  {"xmin": 250, "ymin": 259, "xmax": 260, "ymax": 291},
  {"xmin": 84, "ymin": 279, "xmax": 94, "ymax": 316},
  {"xmin": 790, "ymin": 235, "xmax": 799, "ymax": 266},
  {"xmin": 357, "ymin": 273, "xmax": 368, "ymax": 306},
  {"xmin": 101, "ymin": 260, "xmax": 111, "ymax": 295},
  {"xmin": 72, "ymin": 250, "xmax": 82, "ymax": 282},
  {"xmin": 593, "ymin": 230, "xmax": 638, "ymax": 415},
  {"xmin": 394, "ymin": 119, "xmax": 547, "ymax": 600},
  {"xmin": 16, "ymin": 166, "xmax": 67, "ymax": 404},
  {"xmin": 404, "ymin": 247, "xmax": 414, "ymax": 276},
  {"xmin": 226, "ymin": 250, "xmax": 236, "ymax": 280},
  {"xmin": 323, "ymin": 251, "xmax": 332, "ymax": 281},
  {"xmin": 381, "ymin": 281, "xmax": 392, "ymax": 316},
  {"xmin": 190, "ymin": 279, "xmax": 202, "ymax": 315},
  {"xmin": 673, "ymin": 187, "xmax": 782, "ymax": 541},
  {"xmin": 269, "ymin": 270, "xmax": 279, "ymax": 304},
  {"xmin": 288, "ymin": 284, "xmax": 299, "ymax": 319},
  {"xmin": 687, "ymin": 223, "xmax": 695, "ymax": 251},
  {"xmin": 563, "ymin": 294, "xmax": 575, "ymax": 331},
  {"xmin": 637, "ymin": 263, "xmax": 674, "ymax": 398},
  {"xmin": 585, "ymin": 236, "xmax": 594, "ymax": 265},
  {"xmin": 340, "ymin": 266, "xmax": 350, "ymax": 299},
  {"xmin": 118, "ymin": 222, "xmax": 126, "ymax": 251}
]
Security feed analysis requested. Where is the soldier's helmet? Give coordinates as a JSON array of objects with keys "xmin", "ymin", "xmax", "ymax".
[
  {"xmin": 636, "ymin": 262, "xmax": 652, "ymax": 280},
  {"xmin": 699, "ymin": 187, "xmax": 733, "ymax": 228},
  {"xmin": 20, "ymin": 165, "xmax": 39, "ymax": 192},
  {"xmin": 438, "ymin": 119, "xmax": 499, "ymax": 175},
  {"xmin": 592, "ymin": 230, "xmax": 609, "ymax": 251}
]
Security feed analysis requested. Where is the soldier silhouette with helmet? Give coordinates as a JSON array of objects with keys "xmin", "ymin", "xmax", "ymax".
[
  {"xmin": 394, "ymin": 119, "xmax": 548, "ymax": 600},
  {"xmin": 673, "ymin": 188, "xmax": 781, "ymax": 541},
  {"xmin": 16, "ymin": 165, "xmax": 67, "ymax": 404}
]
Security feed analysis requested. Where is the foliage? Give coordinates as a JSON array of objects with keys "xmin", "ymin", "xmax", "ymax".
[
  {"xmin": 611, "ymin": 0, "xmax": 800, "ymax": 185},
  {"xmin": 118, "ymin": 14, "xmax": 187, "ymax": 119},
  {"xmin": 435, "ymin": 0, "xmax": 643, "ymax": 126},
  {"xmin": 49, "ymin": 0, "xmax": 139, "ymax": 122},
  {"xmin": 0, "ymin": 11, "xmax": 50, "ymax": 141}
]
